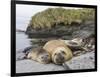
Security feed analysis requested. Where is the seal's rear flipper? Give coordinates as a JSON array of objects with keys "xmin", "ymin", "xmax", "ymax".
[{"xmin": 16, "ymin": 53, "xmax": 27, "ymax": 61}]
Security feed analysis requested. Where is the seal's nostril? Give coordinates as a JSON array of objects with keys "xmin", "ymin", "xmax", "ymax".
[{"xmin": 61, "ymin": 51, "xmax": 66, "ymax": 54}]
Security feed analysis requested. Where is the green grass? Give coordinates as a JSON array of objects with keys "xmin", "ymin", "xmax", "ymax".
[{"xmin": 29, "ymin": 8, "xmax": 95, "ymax": 29}]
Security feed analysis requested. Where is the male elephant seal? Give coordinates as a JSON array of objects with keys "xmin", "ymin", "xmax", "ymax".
[{"xmin": 43, "ymin": 40, "xmax": 73, "ymax": 64}]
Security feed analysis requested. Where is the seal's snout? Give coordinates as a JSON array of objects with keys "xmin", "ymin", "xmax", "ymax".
[
  {"xmin": 55, "ymin": 53, "xmax": 65, "ymax": 64},
  {"xmin": 58, "ymin": 53, "xmax": 64, "ymax": 60},
  {"xmin": 40, "ymin": 54, "xmax": 50, "ymax": 63}
]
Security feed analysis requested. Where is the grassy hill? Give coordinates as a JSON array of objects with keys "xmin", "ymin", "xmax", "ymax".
[{"xmin": 28, "ymin": 8, "xmax": 95, "ymax": 29}]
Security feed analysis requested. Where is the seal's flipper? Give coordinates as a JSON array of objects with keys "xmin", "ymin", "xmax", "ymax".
[
  {"xmin": 16, "ymin": 51, "xmax": 28, "ymax": 61},
  {"xmin": 22, "ymin": 46, "xmax": 33, "ymax": 54},
  {"xmin": 16, "ymin": 54, "xmax": 27, "ymax": 61}
]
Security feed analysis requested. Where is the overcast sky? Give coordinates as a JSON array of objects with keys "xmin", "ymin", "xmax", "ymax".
[{"xmin": 16, "ymin": 4, "xmax": 50, "ymax": 30}]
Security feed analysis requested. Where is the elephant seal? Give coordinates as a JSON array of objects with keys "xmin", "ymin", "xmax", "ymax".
[
  {"xmin": 17, "ymin": 46, "xmax": 51, "ymax": 64},
  {"xmin": 43, "ymin": 40, "xmax": 73, "ymax": 64},
  {"xmin": 27, "ymin": 47, "xmax": 51, "ymax": 64}
]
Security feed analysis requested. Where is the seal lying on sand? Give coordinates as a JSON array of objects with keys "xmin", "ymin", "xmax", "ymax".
[
  {"xmin": 17, "ymin": 47, "xmax": 51, "ymax": 64},
  {"xmin": 43, "ymin": 40, "xmax": 73, "ymax": 64}
]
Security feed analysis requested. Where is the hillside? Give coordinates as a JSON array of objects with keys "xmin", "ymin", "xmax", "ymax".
[
  {"xmin": 28, "ymin": 8, "xmax": 95, "ymax": 29},
  {"xmin": 26, "ymin": 8, "xmax": 95, "ymax": 38}
]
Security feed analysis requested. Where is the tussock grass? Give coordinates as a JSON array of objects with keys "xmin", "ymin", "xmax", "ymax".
[{"xmin": 29, "ymin": 8, "xmax": 95, "ymax": 29}]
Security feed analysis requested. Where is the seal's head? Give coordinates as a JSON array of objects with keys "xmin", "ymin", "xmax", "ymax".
[
  {"xmin": 37, "ymin": 50, "xmax": 51, "ymax": 64},
  {"xmin": 52, "ymin": 47, "xmax": 73, "ymax": 64},
  {"xmin": 27, "ymin": 47, "xmax": 51, "ymax": 64}
]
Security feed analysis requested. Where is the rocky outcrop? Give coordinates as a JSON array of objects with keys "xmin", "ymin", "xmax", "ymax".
[
  {"xmin": 63, "ymin": 51, "xmax": 95, "ymax": 70},
  {"xmin": 16, "ymin": 60, "xmax": 65, "ymax": 73},
  {"xmin": 26, "ymin": 21, "xmax": 95, "ymax": 39},
  {"xmin": 25, "ymin": 8, "xmax": 95, "ymax": 39}
]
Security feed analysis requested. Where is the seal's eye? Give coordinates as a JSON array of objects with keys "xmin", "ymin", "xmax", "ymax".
[
  {"xmin": 41, "ymin": 55, "xmax": 49, "ymax": 60},
  {"xmin": 54, "ymin": 53, "xmax": 57, "ymax": 56},
  {"xmin": 41, "ymin": 56, "xmax": 44, "ymax": 59},
  {"xmin": 45, "ymin": 54, "xmax": 49, "ymax": 57},
  {"xmin": 61, "ymin": 50, "xmax": 66, "ymax": 54}
]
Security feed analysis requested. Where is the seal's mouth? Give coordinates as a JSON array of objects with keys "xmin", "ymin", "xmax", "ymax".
[
  {"xmin": 42, "ymin": 59, "xmax": 50, "ymax": 63},
  {"xmin": 55, "ymin": 59, "xmax": 65, "ymax": 64},
  {"xmin": 55, "ymin": 58, "xmax": 65, "ymax": 64}
]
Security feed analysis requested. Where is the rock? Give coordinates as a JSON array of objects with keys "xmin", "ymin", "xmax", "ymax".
[
  {"xmin": 16, "ymin": 51, "xmax": 26, "ymax": 61},
  {"xmin": 26, "ymin": 21, "xmax": 95, "ymax": 39},
  {"xmin": 16, "ymin": 29, "xmax": 25, "ymax": 33},
  {"xmin": 30, "ymin": 39, "xmax": 48, "ymax": 46},
  {"xmin": 63, "ymin": 52, "xmax": 95, "ymax": 70},
  {"xmin": 16, "ymin": 60, "xmax": 65, "ymax": 73}
]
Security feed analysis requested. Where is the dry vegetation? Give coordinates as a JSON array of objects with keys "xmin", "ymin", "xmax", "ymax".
[{"xmin": 29, "ymin": 8, "xmax": 95, "ymax": 29}]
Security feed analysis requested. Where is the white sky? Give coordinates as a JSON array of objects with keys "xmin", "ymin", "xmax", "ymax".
[
  {"xmin": 16, "ymin": 4, "xmax": 50, "ymax": 18},
  {"xmin": 16, "ymin": 4, "xmax": 82, "ymax": 17}
]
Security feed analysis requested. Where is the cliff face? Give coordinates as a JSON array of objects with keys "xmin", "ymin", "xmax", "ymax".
[{"xmin": 26, "ymin": 8, "xmax": 95, "ymax": 39}]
